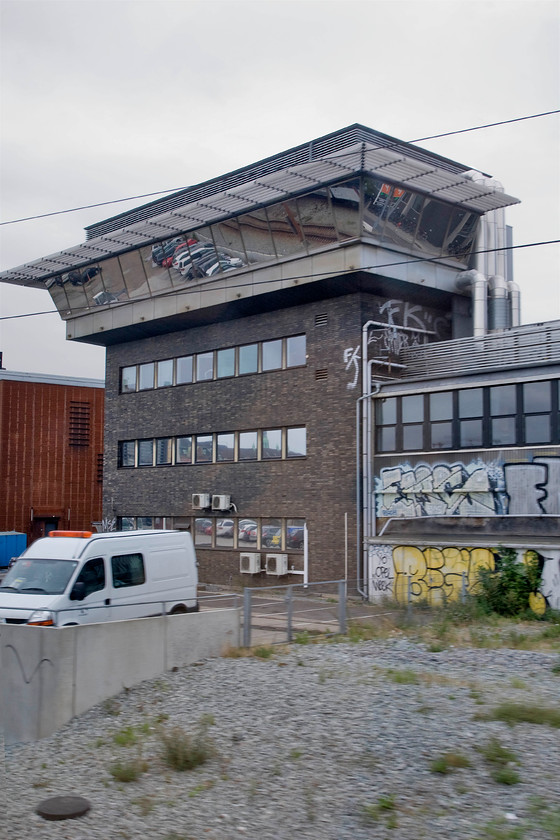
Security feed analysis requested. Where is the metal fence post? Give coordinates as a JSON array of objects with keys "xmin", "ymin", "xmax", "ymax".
[
  {"xmin": 461, "ymin": 571, "xmax": 467, "ymax": 603},
  {"xmin": 286, "ymin": 585, "xmax": 294, "ymax": 643},
  {"xmin": 243, "ymin": 587, "xmax": 252, "ymax": 648},
  {"xmin": 338, "ymin": 580, "xmax": 347, "ymax": 635},
  {"xmin": 407, "ymin": 573, "xmax": 412, "ymax": 618}
]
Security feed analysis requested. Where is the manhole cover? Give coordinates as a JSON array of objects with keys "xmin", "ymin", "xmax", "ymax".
[{"xmin": 36, "ymin": 795, "xmax": 91, "ymax": 821}]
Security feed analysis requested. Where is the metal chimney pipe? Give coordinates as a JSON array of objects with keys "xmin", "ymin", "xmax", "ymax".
[
  {"xmin": 488, "ymin": 275, "xmax": 509, "ymax": 331},
  {"xmin": 456, "ymin": 269, "xmax": 488, "ymax": 337}
]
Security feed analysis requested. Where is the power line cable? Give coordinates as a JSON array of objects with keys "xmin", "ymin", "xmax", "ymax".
[
  {"xmin": 1, "ymin": 109, "xmax": 558, "ymax": 227},
  {"xmin": 2, "ymin": 237, "xmax": 558, "ymax": 321}
]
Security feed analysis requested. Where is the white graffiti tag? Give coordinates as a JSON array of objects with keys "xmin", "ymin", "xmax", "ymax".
[{"xmin": 344, "ymin": 345, "xmax": 361, "ymax": 389}]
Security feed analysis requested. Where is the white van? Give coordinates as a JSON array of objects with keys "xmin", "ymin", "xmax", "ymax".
[{"xmin": 0, "ymin": 530, "xmax": 198, "ymax": 627}]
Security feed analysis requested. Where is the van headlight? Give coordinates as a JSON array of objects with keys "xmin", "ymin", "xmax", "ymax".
[{"xmin": 27, "ymin": 610, "xmax": 55, "ymax": 626}]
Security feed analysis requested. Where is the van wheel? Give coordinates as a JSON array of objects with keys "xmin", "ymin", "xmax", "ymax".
[
  {"xmin": 169, "ymin": 604, "xmax": 187, "ymax": 615},
  {"xmin": 62, "ymin": 622, "xmax": 79, "ymax": 626}
]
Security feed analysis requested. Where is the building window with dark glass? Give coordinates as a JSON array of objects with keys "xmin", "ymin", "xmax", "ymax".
[
  {"xmin": 403, "ymin": 394, "xmax": 424, "ymax": 450},
  {"xmin": 121, "ymin": 366, "xmax": 137, "ymax": 393},
  {"xmin": 262, "ymin": 429, "xmax": 282, "ymax": 458},
  {"xmin": 196, "ymin": 352, "xmax": 214, "ymax": 382},
  {"xmin": 216, "ymin": 432, "xmax": 235, "ymax": 461},
  {"xmin": 523, "ymin": 381, "xmax": 552, "ymax": 444},
  {"xmin": 176, "ymin": 436, "xmax": 192, "ymax": 464},
  {"xmin": 176, "ymin": 355, "xmax": 193, "ymax": 385},
  {"xmin": 239, "ymin": 431, "xmax": 258, "ymax": 460},
  {"xmin": 156, "ymin": 359, "xmax": 173, "ymax": 388},
  {"xmin": 138, "ymin": 363, "xmax": 155, "ymax": 391},
  {"xmin": 155, "ymin": 438, "xmax": 173, "ymax": 465},
  {"xmin": 262, "ymin": 339, "xmax": 282, "ymax": 371},
  {"xmin": 217, "ymin": 348, "xmax": 235, "ymax": 379},
  {"xmin": 429, "ymin": 391, "xmax": 453, "ymax": 449},
  {"xmin": 118, "ymin": 440, "xmax": 136, "ymax": 468},
  {"xmin": 458, "ymin": 388, "xmax": 483, "ymax": 447},
  {"xmin": 138, "ymin": 439, "xmax": 154, "ymax": 466},
  {"xmin": 375, "ymin": 397, "xmax": 397, "ymax": 452},
  {"xmin": 239, "ymin": 344, "xmax": 258, "ymax": 375},
  {"xmin": 195, "ymin": 435, "xmax": 213, "ymax": 463},
  {"xmin": 490, "ymin": 384, "xmax": 517, "ymax": 445},
  {"xmin": 286, "ymin": 335, "xmax": 306, "ymax": 368},
  {"xmin": 287, "ymin": 427, "xmax": 306, "ymax": 457}
]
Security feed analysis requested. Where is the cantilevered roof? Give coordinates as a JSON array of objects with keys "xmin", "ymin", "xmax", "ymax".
[{"xmin": 0, "ymin": 126, "xmax": 520, "ymax": 289}]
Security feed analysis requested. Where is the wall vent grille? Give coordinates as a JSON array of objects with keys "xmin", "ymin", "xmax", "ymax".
[
  {"xmin": 315, "ymin": 369, "xmax": 328, "ymax": 380},
  {"xmin": 315, "ymin": 313, "xmax": 328, "ymax": 327},
  {"xmin": 69, "ymin": 401, "xmax": 91, "ymax": 447}
]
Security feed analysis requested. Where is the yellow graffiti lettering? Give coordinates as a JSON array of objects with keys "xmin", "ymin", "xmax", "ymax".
[{"xmin": 390, "ymin": 545, "xmax": 495, "ymax": 605}]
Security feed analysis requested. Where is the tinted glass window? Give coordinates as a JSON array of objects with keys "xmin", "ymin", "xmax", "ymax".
[
  {"xmin": 111, "ymin": 553, "xmax": 145, "ymax": 588},
  {"xmin": 262, "ymin": 429, "xmax": 282, "ymax": 458},
  {"xmin": 458, "ymin": 388, "xmax": 483, "ymax": 417},
  {"xmin": 121, "ymin": 366, "xmax": 136, "ymax": 393},
  {"xmin": 239, "ymin": 431, "xmax": 258, "ymax": 460},
  {"xmin": 196, "ymin": 352, "xmax": 214, "ymax": 381},
  {"xmin": 156, "ymin": 438, "xmax": 173, "ymax": 465},
  {"xmin": 524, "ymin": 381, "xmax": 551, "ymax": 412},
  {"xmin": 239, "ymin": 344, "xmax": 258, "ymax": 374},
  {"xmin": 430, "ymin": 392, "xmax": 453, "ymax": 421},
  {"xmin": 196, "ymin": 435, "xmax": 213, "ymax": 462},
  {"xmin": 156, "ymin": 359, "xmax": 173, "ymax": 388},
  {"xmin": 138, "ymin": 363, "xmax": 154, "ymax": 390},
  {"xmin": 287, "ymin": 427, "xmax": 306, "ymax": 457},
  {"xmin": 217, "ymin": 348, "xmax": 235, "ymax": 379},
  {"xmin": 403, "ymin": 425, "xmax": 423, "ymax": 450},
  {"xmin": 431, "ymin": 422, "xmax": 453, "ymax": 449},
  {"xmin": 75, "ymin": 557, "xmax": 105, "ymax": 597},
  {"xmin": 176, "ymin": 436, "xmax": 192, "ymax": 464},
  {"xmin": 460, "ymin": 419, "xmax": 483, "ymax": 447},
  {"xmin": 216, "ymin": 432, "xmax": 235, "ymax": 461},
  {"xmin": 286, "ymin": 335, "xmax": 306, "ymax": 367},
  {"xmin": 138, "ymin": 439, "xmax": 153, "ymax": 466},
  {"xmin": 377, "ymin": 427, "xmax": 396, "ymax": 451},
  {"xmin": 525, "ymin": 415, "xmax": 551, "ymax": 444},
  {"xmin": 402, "ymin": 394, "xmax": 424, "ymax": 422},
  {"xmin": 119, "ymin": 440, "xmax": 136, "ymax": 467},
  {"xmin": 492, "ymin": 417, "xmax": 516, "ymax": 445},
  {"xmin": 490, "ymin": 385, "xmax": 516, "ymax": 415},
  {"xmin": 376, "ymin": 397, "xmax": 397, "ymax": 426},
  {"xmin": 176, "ymin": 356, "xmax": 193, "ymax": 384},
  {"xmin": 262, "ymin": 340, "xmax": 282, "ymax": 371}
]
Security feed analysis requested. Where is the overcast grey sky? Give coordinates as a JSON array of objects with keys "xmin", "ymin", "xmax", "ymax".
[{"xmin": 1, "ymin": 0, "xmax": 558, "ymax": 379}]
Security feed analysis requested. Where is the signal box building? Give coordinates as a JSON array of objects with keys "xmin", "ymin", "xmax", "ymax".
[{"xmin": 1, "ymin": 124, "xmax": 558, "ymax": 599}]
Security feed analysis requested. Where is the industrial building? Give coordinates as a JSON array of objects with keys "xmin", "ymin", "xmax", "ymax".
[{"xmin": 1, "ymin": 124, "xmax": 558, "ymax": 602}]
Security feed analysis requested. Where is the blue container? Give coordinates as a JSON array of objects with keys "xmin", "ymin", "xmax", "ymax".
[{"xmin": 0, "ymin": 532, "xmax": 27, "ymax": 568}]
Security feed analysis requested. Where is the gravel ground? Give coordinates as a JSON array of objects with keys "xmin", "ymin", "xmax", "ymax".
[{"xmin": 5, "ymin": 638, "xmax": 560, "ymax": 840}]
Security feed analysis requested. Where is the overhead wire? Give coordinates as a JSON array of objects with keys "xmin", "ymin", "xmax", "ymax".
[{"xmin": 0, "ymin": 108, "xmax": 558, "ymax": 227}]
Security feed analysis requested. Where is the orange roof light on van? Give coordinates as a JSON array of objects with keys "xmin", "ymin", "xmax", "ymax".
[{"xmin": 48, "ymin": 531, "xmax": 93, "ymax": 538}]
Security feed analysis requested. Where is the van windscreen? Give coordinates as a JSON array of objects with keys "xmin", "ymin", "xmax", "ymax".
[{"xmin": 0, "ymin": 558, "xmax": 78, "ymax": 595}]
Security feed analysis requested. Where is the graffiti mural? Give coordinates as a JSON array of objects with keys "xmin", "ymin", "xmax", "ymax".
[
  {"xmin": 376, "ymin": 456, "xmax": 560, "ymax": 517},
  {"xmin": 345, "ymin": 299, "xmax": 451, "ymax": 389},
  {"xmin": 368, "ymin": 544, "xmax": 560, "ymax": 610}
]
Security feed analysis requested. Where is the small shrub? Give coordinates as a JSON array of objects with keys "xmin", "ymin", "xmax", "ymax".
[
  {"xmin": 476, "ymin": 737, "xmax": 520, "ymax": 785},
  {"xmin": 253, "ymin": 645, "xmax": 274, "ymax": 659},
  {"xmin": 478, "ymin": 702, "xmax": 560, "ymax": 728},
  {"xmin": 476, "ymin": 547, "xmax": 541, "ymax": 617},
  {"xmin": 109, "ymin": 758, "xmax": 147, "ymax": 783},
  {"xmin": 113, "ymin": 726, "xmax": 138, "ymax": 747},
  {"xmin": 387, "ymin": 668, "xmax": 419, "ymax": 685},
  {"xmin": 160, "ymin": 726, "xmax": 212, "ymax": 772},
  {"xmin": 430, "ymin": 752, "xmax": 471, "ymax": 774},
  {"xmin": 362, "ymin": 794, "xmax": 397, "ymax": 825},
  {"xmin": 491, "ymin": 766, "xmax": 521, "ymax": 785}
]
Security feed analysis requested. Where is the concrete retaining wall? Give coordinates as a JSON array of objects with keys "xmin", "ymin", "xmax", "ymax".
[{"xmin": 1, "ymin": 609, "xmax": 239, "ymax": 745}]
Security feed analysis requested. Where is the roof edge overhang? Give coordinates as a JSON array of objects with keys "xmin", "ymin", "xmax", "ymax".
[{"xmin": 0, "ymin": 130, "xmax": 519, "ymax": 289}]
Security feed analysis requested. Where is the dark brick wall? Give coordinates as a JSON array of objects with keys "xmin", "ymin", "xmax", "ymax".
[
  {"xmin": 0, "ymin": 379, "xmax": 104, "ymax": 542},
  {"xmin": 103, "ymin": 289, "xmax": 451, "ymax": 584}
]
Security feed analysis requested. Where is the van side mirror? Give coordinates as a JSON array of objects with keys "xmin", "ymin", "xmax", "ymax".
[{"xmin": 70, "ymin": 581, "xmax": 86, "ymax": 601}]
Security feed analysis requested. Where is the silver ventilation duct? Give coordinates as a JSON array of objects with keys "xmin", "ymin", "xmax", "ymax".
[{"xmin": 456, "ymin": 269, "xmax": 488, "ymax": 337}]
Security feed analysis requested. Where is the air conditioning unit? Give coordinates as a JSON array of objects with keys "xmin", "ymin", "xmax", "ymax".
[
  {"xmin": 212, "ymin": 494, "xmax": 231, "ymax": 511},
  {"xmin": 240, "ymin": 553, "xmax": 261, "ymax": 574},
  {"xmin": 192, "ymin": 493, "xmax": 210, "ymax": 510},
  {"xmin": 265, "ymin": 553, "xmax": 288, "ymax": 576}
]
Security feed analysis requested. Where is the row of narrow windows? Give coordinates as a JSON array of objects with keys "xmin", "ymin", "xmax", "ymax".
[
  {"xmin": 118, "ymin": 427, "xmax": 307, "ymax": 468},
  {"xmin": 376, "ymin": 379, "xmax": 560, "ymax": 452},
  {"xmin": 121, "ymin": 334, "xmax": 306, "ymax": 393},
  {"xmin": 117, "ymin": 516, "xmax": 306, "ymax": 553}
]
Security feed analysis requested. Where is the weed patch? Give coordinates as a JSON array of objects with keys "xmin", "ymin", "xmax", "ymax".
[
  {"xmin": 159, "ymin": 725, "xmax": 212, "ymax": 772},
  {"xmin": 476, "ymin": 702, "xmax": 560, "ymax": 728},
  {"xmin": 430, "ymin": 752, "xmax": 471, "ymax": 774}
]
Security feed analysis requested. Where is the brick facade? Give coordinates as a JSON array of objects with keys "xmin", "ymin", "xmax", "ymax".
[{"xmin": 0, "ymin": 375, "xmax": 104, "ymax": 543}]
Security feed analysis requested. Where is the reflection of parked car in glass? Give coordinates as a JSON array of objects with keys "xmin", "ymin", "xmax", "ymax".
[
  {"xmin": 67, "ymin": 266, "xmax": 101, "ymax": 285},
  {"xmin": 287, "ymin": 526, "xmax": 305, "ymax": 549},
  {"xmin": 195, "ymin": 519, "xmax": 212, "ymax": 535},
  {"xmin": 151, "ymin": 237, "xmax": 185, "ymax": 266},
  {"xmin": 239, "ymin": 523, "xmax": 257, "ymax": 542},
  {"xmin": 216, "ymin": 519, "xmax": 234, "ymax": 538},
  {"xmin": 262, "ymin": 526, "xmax": 281, "ymax": 547}
]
